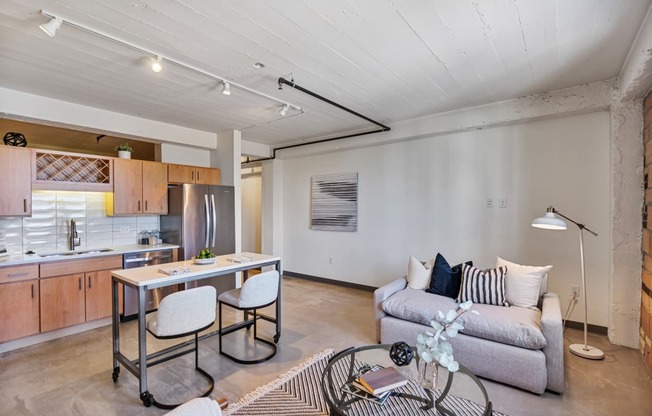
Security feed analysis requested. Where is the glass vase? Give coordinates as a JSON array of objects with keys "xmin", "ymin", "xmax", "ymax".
[{"xmin": 417, "ymin": 358, "xmax": 439, "ymax": 390}]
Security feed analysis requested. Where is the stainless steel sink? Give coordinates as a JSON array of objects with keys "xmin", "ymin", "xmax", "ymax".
[{"xmin": 38, "ymin": 248, "xmax": 114, "ymax": 258}]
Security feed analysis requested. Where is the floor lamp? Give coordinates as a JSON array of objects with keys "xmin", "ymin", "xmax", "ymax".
[{"xmin": 531, "ymin": 206, "xmax": 604, "ymax": 360}]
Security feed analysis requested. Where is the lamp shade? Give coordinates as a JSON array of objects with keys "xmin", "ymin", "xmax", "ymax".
[
  {"xmin": 39, "ymin": 17, "xmax": 62, "ymax": 37},
  {"xmin": 532, "ymin": 211, "xmax": 567, "ymax": 230}
]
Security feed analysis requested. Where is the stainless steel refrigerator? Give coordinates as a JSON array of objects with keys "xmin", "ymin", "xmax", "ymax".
[{"xmin": 160, "ymin": 184, "xmax": 236, "ymax": 296}]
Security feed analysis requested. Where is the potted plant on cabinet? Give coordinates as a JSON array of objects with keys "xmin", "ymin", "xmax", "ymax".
[{"xmin": 114, "ymin": 143, "xmax": 133, "ymax": 159}]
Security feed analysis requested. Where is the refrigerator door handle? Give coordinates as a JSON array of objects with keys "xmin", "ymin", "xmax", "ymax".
[
  {"xmin": 211, "ymin": 194, "xmax": 217, "ymax": 247},
  {"xmin": 204, "ymin": 194, "xmax": 210, "ymax": 249}
]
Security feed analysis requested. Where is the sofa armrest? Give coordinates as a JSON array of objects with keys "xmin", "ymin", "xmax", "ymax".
[
  {"xmin": 373, "ymin": 277, "xmax": 407, "ymax": 343},
  {"xmin": 541, "ymin": 292, "xmax": 565, "ymax": 393}
]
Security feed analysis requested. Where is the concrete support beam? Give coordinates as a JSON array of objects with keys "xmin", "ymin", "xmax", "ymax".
[
  {"xmin": 261, "ymin": 159, "xmax": 283, "ymax": 260},
  {"xmin": 620, "ymin": 4, "xmax": 652, "ymax": 101},
  {"xmin": 242, "ymin": 140, "xmax": 271, "ymax": 158}
]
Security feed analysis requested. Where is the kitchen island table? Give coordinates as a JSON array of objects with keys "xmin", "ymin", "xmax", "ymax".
[{"xmin": 110, "ymin": 252, "xmax": 281, "ymax": 407}]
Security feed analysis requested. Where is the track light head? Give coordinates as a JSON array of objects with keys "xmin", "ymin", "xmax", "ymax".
[
  {"xmin": 221, "ymin": 82, "xmax": 231, "ymax": 96},
  {"xmin": 39, "ymin": 16, "xmax": 62, "ymax": 37},
  {"xmin": 279, "ymin": 104, "xmax": 290, "ymax": 116},
  {"xmin": 151, "ymin": 56, "xmax": 163, "ymax": 73}
]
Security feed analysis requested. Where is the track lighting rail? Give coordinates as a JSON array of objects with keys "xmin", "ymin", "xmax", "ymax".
[
  {"xmin": 242, "ymin": 79, "xmax": 390, "ymax": 165},
  {"xmin": 39, "ymin": 10, "xmax": 302, "ymax": 112}
]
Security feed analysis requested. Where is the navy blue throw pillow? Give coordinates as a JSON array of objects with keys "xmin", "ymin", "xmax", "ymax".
[{"xmin": 426, "ymin": 253, "xmax": 472, "ymax": 299}]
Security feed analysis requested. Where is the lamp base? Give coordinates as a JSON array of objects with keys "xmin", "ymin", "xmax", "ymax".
[{"xmin": 569, "ymin": 343, "xmax": 604, "ymax": 360}]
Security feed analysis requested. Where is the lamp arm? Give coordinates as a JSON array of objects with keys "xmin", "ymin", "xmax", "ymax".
[{"xmin": 551, "ymin": 208, "xmax": 598, "ymax": 237}]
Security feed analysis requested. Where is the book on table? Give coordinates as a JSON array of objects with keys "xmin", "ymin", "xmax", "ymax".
[
  {"xmin": 357, "ymin": 366, "xmax": 408, "ymax": 396},
  {"xmin": 341, "ymin": 382, "xmax": 392, "ymax": 405}
]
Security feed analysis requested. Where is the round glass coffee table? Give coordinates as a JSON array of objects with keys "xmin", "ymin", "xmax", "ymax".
[{"xmin": 321, "ymin": 345, "xmax": 493, "ymax": 416}]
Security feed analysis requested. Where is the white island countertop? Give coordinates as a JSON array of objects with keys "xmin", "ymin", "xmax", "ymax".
[{"xmin": 111, "ymin": 252, "xmax": 281, "ymax": 287}]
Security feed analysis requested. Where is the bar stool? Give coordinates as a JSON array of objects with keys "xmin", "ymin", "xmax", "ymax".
[
  {"xmin": 218, "ymin": 270, "xmax": 280, "ymax": 364},
  {"xmin": 146, "ymin": 286, "xmax": 217, "ymax": 409}
]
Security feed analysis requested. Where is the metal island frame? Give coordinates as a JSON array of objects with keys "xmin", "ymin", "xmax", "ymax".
[{"xmin": 110, "ymin": 252, "xmax": 282, "ymax": 407}]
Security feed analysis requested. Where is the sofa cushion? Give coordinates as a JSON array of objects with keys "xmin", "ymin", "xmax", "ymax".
[
  {"xmin": 459, "ymin": 264, "xmax": 508, "ymax": 306},
  {"xmin": 381, "ymin": 288, "xmax": 546, "ymax": 350},
  {"xmin": 406, "ymin": 256, "xmax": 432, "ymax": 290},
  {"xmin": 426, "ymin": 253, "xmax": 472, "ymax": 298},
  {"xmin": 497, "ymin": 257, "xmax": 553, "ymax": 304}
]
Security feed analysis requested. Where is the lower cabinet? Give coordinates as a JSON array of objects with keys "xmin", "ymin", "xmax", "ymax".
[
  {"xmin": 0, "ymin": 280, "xmax": 40, "ymax": 343},
  {"xmin": 40, "ymin": 274, "xmax": 86, "ymax": 332},
  {"xmin": 40, "ymin": 269, "xmax": 115, "ymax": 332},
  {"xmin": 84, "ymin": 270, "xmax": 113, "ymax": 321}
]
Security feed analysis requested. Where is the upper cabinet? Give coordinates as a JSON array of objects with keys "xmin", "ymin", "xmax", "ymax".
[
  {"xmin": 168, "ymin": 164, "xmax": 220, "ymax": 185},
  {"xmin": 0, "ymin": 146, "xmax": 32, "ymax": 217},
  {"xmin": 32, "ymin": 150, "xmax": 113, "ymax": 192},
  {"xmin": 108, "ymin": 159, "xmax": 168, "ymax": 215}
]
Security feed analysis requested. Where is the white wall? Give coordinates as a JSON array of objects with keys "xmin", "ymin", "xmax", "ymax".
[
  {"xmin": 282, "ymin": 111, "xmax": 611, "ymax": 327},
  {"xmin": 241, "ymin": 171, "xmax": 262, "ymax": 253},
  {"xmin": 159, "ymin": 143, "xmax": 211, "ymax": 166}
]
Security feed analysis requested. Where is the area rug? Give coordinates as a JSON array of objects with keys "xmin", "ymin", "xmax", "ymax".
[{"xmin": 223, "ymin": 348, "xmax": 508, "ymax": 416}]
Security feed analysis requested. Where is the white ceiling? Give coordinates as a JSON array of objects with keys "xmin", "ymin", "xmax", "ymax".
[{"xmin": 1, "ymin": 0, "xmax": 650, "ymax": 148}]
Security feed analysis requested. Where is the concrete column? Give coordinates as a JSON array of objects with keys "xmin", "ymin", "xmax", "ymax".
[{"xmin": 610, "ymin": 93, "xmax": 644, "ymax": 348}]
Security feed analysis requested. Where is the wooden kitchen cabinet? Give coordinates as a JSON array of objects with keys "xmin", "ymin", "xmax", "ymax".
[
  {"xmin": 40, "ymin": 273, "xmax": 86, "ymax": 332},
  {"xmin": 168, "ymin": 164, "xmax": 220, "ymax": 185},
  {"xmin": 0, "ymin": 280, "xmax": 40, "ymax": 343},
  {"xmin": 109, "ymin": 159, "xmax": 168, "ymax": 215},
  {"xmin": 0, "ymin": 146, "xmax": 32, "ymax": 216},
  {"xmin": 40, "ymin": 255, "xmax": 122, "ymax": 332},
  {"xmin": 84, "ymin": 270, "xmax": 112, "ymax": 321}
]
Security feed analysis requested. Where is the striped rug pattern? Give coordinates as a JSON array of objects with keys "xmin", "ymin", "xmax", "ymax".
[{"xmin": 224, "ymin": 349, "xmax": 507, "ymax": 416}]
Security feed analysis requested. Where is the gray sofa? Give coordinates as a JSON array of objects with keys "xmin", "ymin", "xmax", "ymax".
[{"xmin": 374, "ymin": 277, "xmax": 564, "ymax": 394}]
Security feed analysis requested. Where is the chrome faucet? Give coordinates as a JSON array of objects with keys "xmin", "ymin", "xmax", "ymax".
[{"xmin": 69, "ymin": 219, "xmax": 80, "ymax": 250}]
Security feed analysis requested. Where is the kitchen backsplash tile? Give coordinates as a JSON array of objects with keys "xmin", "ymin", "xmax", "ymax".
[{"xmin": 0, "ymin": 191, "xmax": 160, "ymax": 254}]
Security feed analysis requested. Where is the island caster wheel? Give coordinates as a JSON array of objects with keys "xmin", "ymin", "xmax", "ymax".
[
  {"xmin": 112, "ymin": 367, "xmax": 120, "ymax": 382},
  {"xmin": 140, "ymin": 391, "xmax": 154, "ymax": 407}
]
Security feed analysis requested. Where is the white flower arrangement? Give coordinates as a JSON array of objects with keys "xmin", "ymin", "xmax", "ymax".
[{"xmin": 416, "ymin": 300, "xmax": 479, "ymax": 372}]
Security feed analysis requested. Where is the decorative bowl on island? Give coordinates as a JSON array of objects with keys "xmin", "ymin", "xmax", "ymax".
[{"xmin": 192, "ymin": 257, "xmax": 216, "ymax": 265}]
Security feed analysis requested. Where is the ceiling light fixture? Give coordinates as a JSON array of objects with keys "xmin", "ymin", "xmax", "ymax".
[
  {"xmin": 39, "ymin": 16, "xmax": 63, "ymax": 37},
  {"xmin": 151, "ymin": 56, "xmax": 163, "ymax": 73},
  {"xmin": 279, "ymin": 104, "xmax": 289, "ymax": 116},
  {"xmin": 221, "ymin": 82, "xmax": 231, "ymax": 96},
  {"xmin": 37, "ymin": 10, "xmax": 303, "ymax": 115}
]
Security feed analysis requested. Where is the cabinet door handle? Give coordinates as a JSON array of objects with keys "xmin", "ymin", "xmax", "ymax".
[
  {"xmin": 31, "ymin": 283, "xmax": 35, "ymax": 298},
  {"xmin": 23, "ymin": 199, "xmax": 27, "ymax": 213},
  {"xmin": 197, "ymin": 170, "xmax": 200, "ymax": 181},
  {"xmin": 138, "ymin": 200, "xmax": 141, "ymax": 211},
  {"xmin": 8, "ymin": 272, "xmax": 29, "ymax": 278},
  {"xmin": 88, "ymin": 276, "xmax": 92, "ymax": 289},
  {"xmin": 79, "ymin": 277, "xmax": 82, "ymax": 290},
  {"xmin": 192, "ymin": 170, "xmax": 195, "ymax": 181},
  {"xmin": 145, "ymin": 200, "xmax": 148, "ymax": 211}
]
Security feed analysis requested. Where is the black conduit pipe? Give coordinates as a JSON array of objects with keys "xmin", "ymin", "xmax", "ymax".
[{"xmin": 241, "ymin": 78, "xmax": 390, "ymax": 165}]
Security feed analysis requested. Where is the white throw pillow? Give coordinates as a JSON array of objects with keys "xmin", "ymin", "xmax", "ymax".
[
  {"xmin": 496, "ymin": 257, "xmax": 553, "ymax": 309},
  {"xmin": 406, "ymin": 256, "xmax": 432, "ymax": 290}
]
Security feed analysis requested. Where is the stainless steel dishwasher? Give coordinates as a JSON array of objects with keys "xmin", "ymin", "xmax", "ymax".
[{"xmin": 122, "ymin": 249, "xmax": 175, "ymax": 320}]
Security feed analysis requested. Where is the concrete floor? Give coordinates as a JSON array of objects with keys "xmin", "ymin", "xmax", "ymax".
[{"xmin": 1, "ymin": 276, "xmax": 651, "ymax": 416}]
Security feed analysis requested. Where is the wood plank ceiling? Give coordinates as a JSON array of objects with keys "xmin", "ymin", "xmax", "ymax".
[{"xmin": 0, "ymin": 0, "xmax": 650, "ymax": 147}]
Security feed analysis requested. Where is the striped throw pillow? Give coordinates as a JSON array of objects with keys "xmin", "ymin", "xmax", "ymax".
[{"xmin": 459, "ymin": 264, "xmax": 509, "ymax": 306}]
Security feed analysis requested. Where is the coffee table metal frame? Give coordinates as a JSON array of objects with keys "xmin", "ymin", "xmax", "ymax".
[{"xmin": 321, "ymin": 344, "xmax": 493, "ymax": 416}]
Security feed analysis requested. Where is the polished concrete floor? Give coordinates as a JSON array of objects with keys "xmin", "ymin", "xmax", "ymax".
[{"xmin": 1, "ymin": 276, "xmax": 651, "ymax": 416}]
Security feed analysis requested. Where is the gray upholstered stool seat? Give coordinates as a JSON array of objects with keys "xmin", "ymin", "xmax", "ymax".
[
  {"xmin": 218, "ymin": 270, "xmax": 280, "ymax": 364},
  {"xmin": 146, "ymin": 286, "xmax": 217, "ymax": 410}
]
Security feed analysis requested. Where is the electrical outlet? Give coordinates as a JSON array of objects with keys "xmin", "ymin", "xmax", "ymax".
[
  {"xmin": 486, "ymin": 198, "xmax": 494, "ymax": 208},
  {"xmin": 329, "ymin": 257, "xmax": 333, "ymax": 264},
  {"xmin": 571, "ymin": 285, "xmax": 580, "ymax": 298},
  {"xmin": 499, "ymin": 198, "xmax": 507, "ymax": 208}
]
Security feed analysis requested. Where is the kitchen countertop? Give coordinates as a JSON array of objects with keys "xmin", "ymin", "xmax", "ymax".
[{"xmin": 0, "ymin": 243, "xmax": 180, "ymax": 267}]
